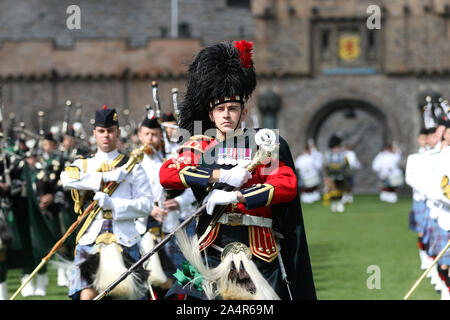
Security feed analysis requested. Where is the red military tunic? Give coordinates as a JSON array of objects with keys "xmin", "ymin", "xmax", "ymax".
[{"xmin": 159, "ymin": 133, "xmax": 298, "ymax": 262}]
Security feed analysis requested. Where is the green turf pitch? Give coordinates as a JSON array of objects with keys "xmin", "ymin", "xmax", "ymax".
[
  {"xmin": 302, "ymin": 194, "xmax": 439, "ymax": 300},
  {"xmin": 6, "ymin": 268, "xmax": 69, "ymax": 300},
  {"xmin": 4, "ymin": 194, "xmax": 441, "ymax": 300}
]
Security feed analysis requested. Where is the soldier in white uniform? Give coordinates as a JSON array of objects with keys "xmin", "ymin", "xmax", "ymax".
[
  {"xmin": 406, "ymin": 105, "xmax": 450, "ymax": 299},
  {"xmin": 416, "ymin": 125, "xmax": 446, "ymax": 294},
  {"xmin": 372, "ymin": 144, "xmax": 403, "ymax": 203},
  {"xmin": 60, "ymin": 106, "xmax": 153, "ymax": 300},
  {"xmin": 406, "ymin": 128, "xmax": 430, "ymax": 271},
  {"xmin": 404, "ymin": 97, "xmax": 450, "ymax": 299},
  {"xmin": 421, "ymin": 121, "xmax": 450, "ymax": 299},
  {"xmin": 136, "ymin": 116, "xmax": 197, "ymax": 299},
  {"xmin": 295, "ymin": 143, "xmax": 322, "ymax": 204}
]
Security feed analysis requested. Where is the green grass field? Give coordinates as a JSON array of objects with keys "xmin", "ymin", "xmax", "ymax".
[
  {"xmin": 303, "ymin": 194, "xmax": 438, "ymax": 300},
  {"xmin": 4, "ymin": 194, "xmax": 440, "ymax": 300},
  {"xmin": 5, "ymin": 268, "xmax": 69, "ymax": 300}
]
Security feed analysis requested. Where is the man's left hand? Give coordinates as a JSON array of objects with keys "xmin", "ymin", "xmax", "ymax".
[{"xmin": 93, "ymin": 192, "xmax": 114, "ymax": 211}]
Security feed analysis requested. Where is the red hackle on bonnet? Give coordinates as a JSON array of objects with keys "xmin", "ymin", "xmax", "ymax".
[{"xmin": 234, "ymin": 40, "xmax": 253, "ymax": 69}]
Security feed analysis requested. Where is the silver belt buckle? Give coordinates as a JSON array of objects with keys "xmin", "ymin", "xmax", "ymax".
[{"xmin": 227, "ymin": 213, "xmax": 243, "ymax": 226}]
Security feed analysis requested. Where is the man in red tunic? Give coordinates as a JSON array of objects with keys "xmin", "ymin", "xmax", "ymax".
[{"xmin": 159, "ymin": 40, "xmax": 316, "ymax": 300}]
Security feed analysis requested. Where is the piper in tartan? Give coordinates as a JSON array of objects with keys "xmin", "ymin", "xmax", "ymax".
[{"xmin": 159, "ymin": 40, "xmax": 316, "ymax": 300}]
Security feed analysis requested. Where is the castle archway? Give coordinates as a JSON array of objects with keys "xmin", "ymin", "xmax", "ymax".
[{"xmin": 306, "ymin": 99, "xmax": 388, "ymax": 193}]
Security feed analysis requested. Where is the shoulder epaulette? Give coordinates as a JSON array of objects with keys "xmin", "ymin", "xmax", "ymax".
[{"xmin": 65, "ymin": 166, "xmax": 80, "ymax": 180}]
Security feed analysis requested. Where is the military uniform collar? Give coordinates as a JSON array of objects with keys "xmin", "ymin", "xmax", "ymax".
[
  {"xmin": 94, "ymin": 148, "xmax": 121, "ymax": 162},
  {"xmin": 426, "ymin": 141, "xmax": 442, "ymax": 155},
  {"xmin": 144, "ymin": 149, "xmax": 164, "ymax": 161}
]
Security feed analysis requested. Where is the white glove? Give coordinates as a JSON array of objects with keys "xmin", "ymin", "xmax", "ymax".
[
  {"xmin": 202, "ymin": 189, "xmax": 239, "ymax": 215},
  {"xmin": 94, "ymin": 192, "xmax": 114, "ymax": 211},
  {"xmin": 219, "ymin": 165, "xmax": 252, "ymax": 187},
  {"xmin": 102, "ymin": 166, "xmax": 128, "ymax": 182}
]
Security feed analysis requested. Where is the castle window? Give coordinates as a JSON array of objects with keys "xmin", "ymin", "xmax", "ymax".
[
  {"xmin": 313, "ymin": 19, "xmax": 381, "ymax": 75},
  {"xmin": 366, "ymin": 29, "xmax": 377, "ymax": 61},
  {"xmin": 178, "ymin": 22, "xmax": 191, "ymax": 38},
  {"xmin": 320, "ymin": 29, "xmax": 332, "ymax": 61}
]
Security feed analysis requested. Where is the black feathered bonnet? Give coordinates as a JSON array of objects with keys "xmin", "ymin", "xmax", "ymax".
[
  {"xmin": 178, "ymin": 40, "xmax": 257, "ymax": 136},
  {"xmin": 328, "ymin": 134, "xmax": 342, "ymax": 149}
]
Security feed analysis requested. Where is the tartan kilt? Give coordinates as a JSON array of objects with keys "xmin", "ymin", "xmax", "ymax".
[
  {"xmin": 439, "ymin": 236, "xmax": 450, "ymax": 266},
  {"xmin": 422, "ymin": 212, "xmax": 436, "ymax": 250},
  {"xmin": 428, "ymin": 226, "xmax": 450, "ymax": 265},
  {"xmin": 409, "ymin": 200, "xmax": 428, "ymax": 234},
  {"xmin": 424, "ymin": 218, "xmax": 446, "ymax": 257}
]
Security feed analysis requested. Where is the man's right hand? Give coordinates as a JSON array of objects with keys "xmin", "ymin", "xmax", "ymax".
[
  {"xmin": 202, "ymin": 189, "xmax": 239, "ymax": 215},
  {"xmin": 219, "ymin": 165, "xmax": 252, "ymax": 187},
  {"xmin": 151, "ymin": 206, "xmax": 168, "ymax": 223}
]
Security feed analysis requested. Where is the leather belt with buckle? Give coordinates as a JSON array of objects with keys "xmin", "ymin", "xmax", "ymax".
[
  {"xmin": 227, "ymin": 213, "xmax": 244, "ymax": 226},
  {"xmin": 218, "ymin": 213, "xmax": 272, "ymax": 228}
]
